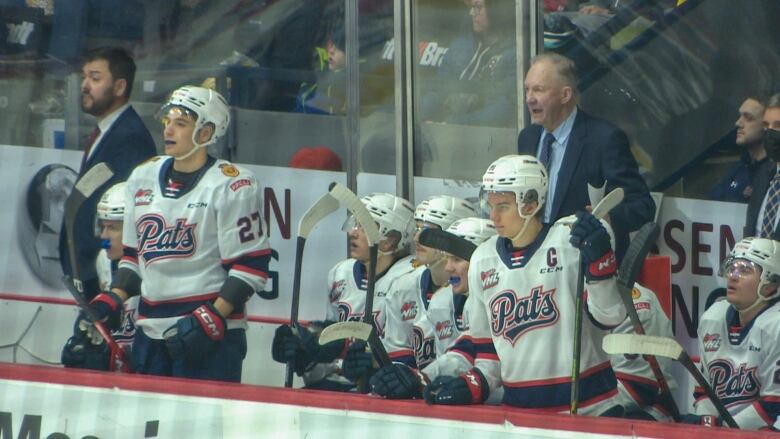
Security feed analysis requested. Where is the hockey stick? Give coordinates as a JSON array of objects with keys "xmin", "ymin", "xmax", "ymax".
[
  {"xmin": 571, "ymin": 187, "xmax": 624, "ymax": 414},
  {"xmin": 284, "ymin": 190, "xmax": 340, "ymax": 387},
  {"xmin": 325, "ymin": 183, "xmax": 392, "ymax": 373},
  {"xmin": 616, "ymin": 222, "xmax": 681, "ymax": 420},
  {"xmin": 603, "ymin": 334, "xmax": 738, "ymax": 428},
  {"xmin": 319, "ymin": 321, "xmax": 391, "ymax": 366},
  {"xmin": 62, "ymin": 162, "xmax": 130, "ymax": 371}
]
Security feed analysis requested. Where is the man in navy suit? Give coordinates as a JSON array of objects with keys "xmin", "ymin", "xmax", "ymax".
[
  {"xmin": 59, "ymin": 46, "xmax": 156, "ymax": 300},
  {"xmin": 517, "ymin": 53, "xmax": 654, "ymax": 262}
]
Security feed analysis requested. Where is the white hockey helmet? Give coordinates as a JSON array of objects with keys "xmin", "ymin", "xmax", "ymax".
[
  {"xmin": 482, "ymin": 155, "xmax": 548, "ymax": 215},
  {"xmin": 157, "ymin": 86, "xmax": 230, "ymax": 150},
  {"xmin": 361, "ymin": 192, "xmax": 416, "ymax": 250},
  {"xmin": 721, "ymin": 237, "xmax": 780, "ymax": 310},
  {"xmin": 446, "ymin": 217, "xmax": 496, "ymax": 246},
  {"xmin": 96, "ymin": 182, "xmax": 126, "ymax": 221},
  {"xmin": 414, "ymin": 195, "xmax": 477, "ymax": 230}
]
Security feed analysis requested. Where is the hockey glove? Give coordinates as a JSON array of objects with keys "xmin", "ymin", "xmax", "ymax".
[
  {"xmin": 164, "ymin": 303, "xmax": 226, "ymax": 364},
  {"xmin": 341, "ymin": 340, "xmax": 374, "ymax": 381},
  {"xmin": 370, "ymin": 363, "xmax": 425, "ymax": 399},
  {"xmin": 79, "ymin": 291, "xmax": 124, "ymax": 331},
  {"xmin": 60, "ymin": 334, "xmax": 110, "ymax": 370},
  {"xmin": 680, "ymin": 414, "xmax": 722, "ymax": 427},
  {"xmin": 271, "ymin": 324, "xmax": 345, "ymax": 376},
  {"xmin": 423, "ymin": 369, "xmax": 489, "ymax": 405},
  {"xmin": 569, "ymin": 211, "xmax": 616, "ymax": 281}
]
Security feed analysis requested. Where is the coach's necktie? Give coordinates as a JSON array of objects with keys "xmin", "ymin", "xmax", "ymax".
[
  {"xmin": 760, "ymin": 171, "xmax": 780, "ymax": 238},
  {"xmin": 79, "ymin": 126, "xmax": 101, "ymax": 173},
  {"xmin": 539, "ymin": 132, "xmax": 556, "ymax": 170}
]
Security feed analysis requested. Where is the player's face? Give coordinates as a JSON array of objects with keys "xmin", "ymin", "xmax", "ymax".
[
  {"xmin": 723, "ymin": 258, "xmax": 761, "ymax": 309},
  {"xmin": 735, "ymin": 98, "xmax": 765, "ymax": 146},
  {"xmin": 470, "ymin": 0, "xmax": 489, "ymax": 34},
  {"xmin": 414, "ymin": 220, "xmax": 442, "ymax": 265},
  {"xmin": 162, "ymin": 109, "xmax": 198, "ymax": 159},
  {"xmin": 81, "ymin": 59, "xmax": 121, "ymax": 118},
  {"xmin": 347, "ymin": 224, "xmax": 370, "ymax": 262},
  {"xmin": 524, "ymin": 60, "xmax": 572, "ymax": 132},
  {"xmin": 99, "ymin": 219, "xmax": 124, "ymax": 261},
  {"xmin": 445, "ymin": 254, "xmax": 470, "ymax": 295},
  {"xmin": 487, "ymin": 192, "xmax": 523, "ymax": 238}
]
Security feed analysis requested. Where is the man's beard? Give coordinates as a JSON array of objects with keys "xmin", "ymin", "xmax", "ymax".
[{"xmin": 81, "ymin": 91, "xmax": 115, "ymax": 117}]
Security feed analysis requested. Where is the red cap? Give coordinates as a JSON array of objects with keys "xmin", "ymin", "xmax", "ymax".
[{"xmin": 289, "ymin": 146, "xmax": 343, "ymax": 171}]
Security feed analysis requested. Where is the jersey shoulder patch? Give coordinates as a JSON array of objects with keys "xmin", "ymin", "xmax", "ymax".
[{"xmin": 219, "ymin": 163, "xmax": 240, "ymax": 177}]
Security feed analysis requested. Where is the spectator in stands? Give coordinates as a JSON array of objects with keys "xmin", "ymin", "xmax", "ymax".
[
  {"xmin": 58, "ymin": 46, "xmax": 156, "ymax": 300},
  {"xmin": 517, "ymin": 53, "xmax": 655, "ymax": 263},
  {"xmin": 294, "ymin": 26, "xmax": 347, "ymax": 115},
  {"xmin": 419, "ymin": 0, "xmax": 517, "ymax": 127},
  {"xmin": 710, "ymin": 95, "xmax": 770, "ymax": 203},
  {"xmin": 745, "ymin": 93, "xmax": 780, "ymax": 239}
]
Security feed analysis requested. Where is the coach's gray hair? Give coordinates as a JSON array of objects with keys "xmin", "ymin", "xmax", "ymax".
[{"xmin": 530, "ymin": 53, "xmax": 579, "ymax": 96}]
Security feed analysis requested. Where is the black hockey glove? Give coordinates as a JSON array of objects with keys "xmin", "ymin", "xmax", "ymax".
[
  {"xmin": 680, "ymin": 414, "xmax": 722, "ymax": 427},
  {"xmin": 80, "ymin": 291, "xmax": 124, "ymax": 331},
  {"xmin": 369, "ymin": 363, "xmax": 425, "ymax": 399},
  {"xmin": 423, "ymin": 369, "xmax": 489, "ymax": 405},
  {"xmin": 164, "ymin": 303, "xmax": 226, "ymax": 364},
  {"xmin": 569, "ymin": 211, "xmax": 616, "ymax": 281},
  {"xmin": 271, "ymin": 324, "xmax": 345, "ymax": 376},
  {"xmin": 60, "ymin": 334, "xmax": 110, "ymax": 371},
  {"xmin": 341, "ymin": 340, "xmax": 374, "ymax": 381}
]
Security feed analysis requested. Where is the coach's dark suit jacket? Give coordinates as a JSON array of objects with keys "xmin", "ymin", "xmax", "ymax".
[
  {"xmin": 59, "ymin": 106, "xmax": 156, "ymax": 299},
  {"xmin": 517, "ymin": 109, "xmax": 655, "ymax": 262},
  {"xmin": 743, "ymin": 160, "xmax": 779, "ymax": 239}
]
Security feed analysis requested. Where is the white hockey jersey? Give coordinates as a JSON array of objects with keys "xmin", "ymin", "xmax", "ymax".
[
  {"xmin": 120, "ymin": 157, "xmax": 271, "ymax": 339},
  {"xmin": 304, "ymin": 255, "xmax": 417, "ymax": 387},
  {"xmin": 411, "ymin": 283, "xmax": 469, "ymax": 370},
  {"xmin": 694, "ymin": 299, "xmax": 780, "ymax": 429},
  {"xmin": 97, "ymin": 249, "xmax": 138, "ymax": 351},
  {"xmin": 451, "ymin": 217, "xmax": 625, "ymax": 414},
  {"xmin": 611, "ymin": 283, "xmax": 676, "ymax": 420}
]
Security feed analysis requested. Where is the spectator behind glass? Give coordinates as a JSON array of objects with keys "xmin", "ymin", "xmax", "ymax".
[
  {"xmin": 419, "ymin": 0, "xmax": 517, "ymax": 127},
  {"xmin": 709, "ymin": 95, "xmax": 770, "ymax": 203},
  {"xmin": 745, "ymin": 94, "xmax": 780, "ymax": 239},
  {"xmin": 294, "ymin": 26, "xmax": 347, "ymax": 115}
]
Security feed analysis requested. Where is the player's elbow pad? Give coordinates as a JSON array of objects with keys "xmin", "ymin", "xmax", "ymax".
[
  {"xmin": 219, "ymin": 276, "xmax": 254, "ymax": 309},
  {"xmin": 111, "ymin": 268, "xmax": 141, "ymax": 297}
]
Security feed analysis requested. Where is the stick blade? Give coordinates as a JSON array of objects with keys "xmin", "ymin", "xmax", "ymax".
[
  {"xmin": 328, "ymin": 182, "xmax": 381, "ymax": 245},
  {"xmin": 319, "ymin": 321, "xmax": 373, "ymax": 345},
  {"xmin": 591, "ymin": 187, "xmax": 624, "ymax": 219},
  {"xmin": 298, "ymin": 193, "xmax": 339, "ymax": 238},
  {"xmin": 602, "ymin": 333, "xmax": 683, "ymax": 360},
  {"xmin": 74, "ymin": 162, "xmax": 114, "ymax": 197}
]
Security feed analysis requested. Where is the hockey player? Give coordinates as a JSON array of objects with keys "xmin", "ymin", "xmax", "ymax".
[
  {"xmin": 368, "ymin": 155, "xmax": 626, "ymax": 416},
  {"xmin": 80, "ymin": 86, "xmax": 271, "ymax": 382},
  {"xmin": 686, "ymin": 237, "xmax": 780, "ymax": 429},
  {"xmin": 382, "ymin": 196, "xmax": 477, "ymax": 366},
  {"xmin": 272, "ymin": 193, "xmax": 416, "ymax": 391},
  {"xmin": 62, "ymin": 182, "xmax": 138, "ymax": 371},
  {"xmin": 611, "ymin": 283, "xmax": 677, "ymax": 421}
]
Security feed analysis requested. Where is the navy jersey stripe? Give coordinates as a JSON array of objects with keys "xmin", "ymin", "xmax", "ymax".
[{"xmin": 502, "ymin": 362, "xmax": 617, "ymax": 409}]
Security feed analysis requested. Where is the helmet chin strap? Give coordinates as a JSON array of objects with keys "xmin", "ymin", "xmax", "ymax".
[
  {"xmin": 173, "ymin": 128, "xmax": 212, "ymax": 161},
  {"xmin": 511, "ymin": 202, "xmax": 542, "ymax": 243},
  {"xmin": 735, "ymin": 280, "xmax": 779, "ymax": 315}
]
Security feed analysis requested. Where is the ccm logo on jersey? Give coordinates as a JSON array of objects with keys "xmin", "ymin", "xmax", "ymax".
[
  {"xmin": 489, "ymin": 286, "xmax": 559, "ymax": 345},
  {"xmin": 136, "ymin": 214, "xmax": 196, "ymax": 264},
  {"xmin": 481, "ymin": 269, "xmax": 500, "ymax": 289},
  {"xmin": 702, "ymin": 333, "xmax": 721, "ymax": 352},
  {"xmin": 230, "ymin": 178, "xmax": 251, "ymax": 192},
  {"xmin": 134, "ymin": 189, "xmax": 153, "ymax": 206},
  {"xmin": 708, "ymin": 359, "xmax": 759, "ymax": 405}
]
